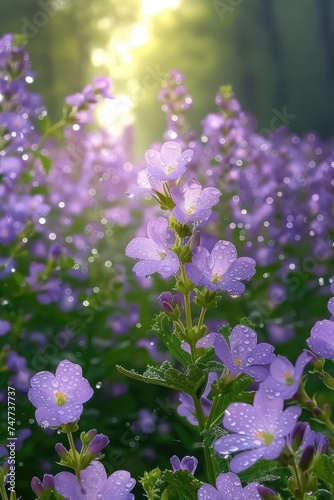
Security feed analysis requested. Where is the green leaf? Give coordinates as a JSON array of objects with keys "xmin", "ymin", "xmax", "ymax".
[
  {"xmin": 239, "ymin": 317, "xmax": 256, "ymax": 330},
  {"xmin": 159, "ymin": 470, "xmax": 202, "ymax": 500},
  {"xmin": 38, "ymin": 114, "xmax": 52, "ymax": 133},
  {"xmin": 206, "ymin": 360, "xmax": 225, "ymax": 372},
  {"xmin": 38, "ymin": 153, "xmax": 52, "ymax": 175},
  {"xmin": 314, "ymin": 455, "xmax": 334, "ymax": 493},
  {"xmin": 21, "ymin": 171, "xmax": 33, "ymax": 184},
  {"xmin": 24, "ymin": 148, "xmax": 52, "ymax": 175},
  {"xmin": 207, "ymin": 374, "xmax": 254, "ymax": 427},
  {"xmin": 152, "ymin": 313, "xmax": 191, "ymax": 367},
  {"xmin": 238, "ymin": 459, "xmax": 286, "ymax": 484},
  {"xmin": 116, "ymin": 361, "xmax": 207, "ymax": 395},
  {"xmin": 202, "ymin": 424, "xmax": 227, "ymax": 449},
  {"xmin": 59, "ymin": 256, "xmax": 76, "ymax": 270},
  {"xmin": 140, "ymin": 467, "xmax": 162, "ymax": 500},
  {"xmin": 314, "ymin": 489, "xmax": 331, "ymax": 499},
  {"xmin": 218, "ymin": 324, "xmax": 232, "ymax": 342},
  {"xmin": 195, "ymin": 347, "xmax": 215, "ymax": 365}
]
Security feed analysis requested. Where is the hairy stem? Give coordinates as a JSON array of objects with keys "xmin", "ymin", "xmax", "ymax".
[{"xmin": 67, "ymin": 431, "xmax": 81, "ymax": 483}]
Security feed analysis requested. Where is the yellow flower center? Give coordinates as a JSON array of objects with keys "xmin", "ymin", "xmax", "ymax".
[
  {"xmin": 186, "ymin": 204, "xmax": 195, "ymax": 215},
  {"xmin": 55, "ymin": 391, "xmax": 67, "ymax": 406},
  {"xmin": 255, "ymin": 431, "xmax": 274, "ymax": 446},
  {"xmin": 157, "ymin": 251, "xmax": 167, "ymax": 260},
  {"xmin": 281, "ymin": 370, "xmax": 294, "ymax": 386},
  {"xmin": 234, "ymin": 357, "xmax": 242, "ymax": 366},
  {"xmin": 166, "ymin": 165, "xmax": 176, "ymax": 174},
  {"xmin": 212, "ymin": 273, "xmax": 222, "ymax": 284}
]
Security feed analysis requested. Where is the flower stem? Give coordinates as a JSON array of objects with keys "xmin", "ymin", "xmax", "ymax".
[
  {"xmin": 290, "ymin": 458, "xmax": 304, "ymax": 500},
  {"xmin": 179, "ymin": 265, "xmax": 216, "ymax": 485},
  {"xmin": 0, "ymin": 482, "xmax": 8, "ymax": 500},
  {"xmin": 67, "ymin": 431, "xmax": 81, "ymax": 483},
  {"xmin": 193, "ymin": 396, "xmax": 216, "ymax": 486},
  {"xmin": 37, "ymin": 119, "xmax": 65, "ymax": 149},
  {"xmin": 197, "ymin": 307, "xmax": 207, "ymax": 331}
]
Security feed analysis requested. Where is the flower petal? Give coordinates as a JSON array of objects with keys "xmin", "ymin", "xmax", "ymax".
[
  {"xmin": 215, "ymin": 434, "xmax": 260, "ymax": 455},
  {"xmin": 229, "ymin": 448, "xmax": 264, "ymax": 473},
  {"xmin": 216, "ymin": 472, "xmax": 242, "ymax": 498},
  {"xmin": 101, "ymin": 470, "xmax": 136, "ymax": 499},
  {"xmin": 197, "ymin": 484, "xmax": 221, "ymax": 500},
  {"xmin": 276, "ymin": 406, "xmax": 302, "ymax": 437},
  {"xmin": 56, "ymin": 360, "xmax": 93, "ymax": 404},
  {"xmin": 222, "ymin": 402, "xmax": 260, "ymax": 434}
]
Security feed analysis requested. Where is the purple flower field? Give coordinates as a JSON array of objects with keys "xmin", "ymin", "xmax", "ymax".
[{"xmin": 1, "ymin": 33, "xmax": 334, "ymax": 499}]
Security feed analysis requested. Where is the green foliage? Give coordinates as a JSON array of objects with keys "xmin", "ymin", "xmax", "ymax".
[
  {"xmin": 141, "ymin": 469, "xmax": 202, "ymax": 500},
  {"xmin": 152, "ymin": 313, "xmax": 192, "ymax": 366},
  {"xmin": 314, "ymin": 455, "xmax": 334, "ymax": 496},
  {"xmin": 140, "ymin": 467, "xmax": 162, "ymax": 499},
  {"xmin": 116, "ymin": 361, "xmax": 207, "ymax": 396},
  {"xmin": 207, "ymin": 374, "xmax": 254, "ymax": 427},
  {"xmin": 159, "ymin": 470, "xmax": 202, "ymax": 500}
]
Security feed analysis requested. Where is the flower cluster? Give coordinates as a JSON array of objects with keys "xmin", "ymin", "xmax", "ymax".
[
  {"xmin": 126, "ymin": 140, "xmax": 255, "ymax": 297},
  {"xmin": 28, "ymin": 360, "xmax": 136, "ymax": 500}
]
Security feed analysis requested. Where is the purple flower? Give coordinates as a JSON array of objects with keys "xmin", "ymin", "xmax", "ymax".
[
  {"xmin": 262, "ymin": 351, "xmax": 313, "ymax": 399},
  {"xmin": 215, "ymin": 325, "xmax": 275, "ymax": 382},
  {"xmin": 87, "ymin": 434, "xmax": 110, "ymax": 457},
  {"xmin": 126, "ymin": 169, "xmax": 164, "ymax": 197},
  {"xmin": 53, "ymin": 460, "xmax": 135, "ymax": 499},
  {"xmin": 1, "ymin": 112, "xmax": 32, "ymax": 134},
  {"xmin": 306, "ymin": 319, "xmax": 334, "ymax": 360},
  {"xmin": 31, "ymin": 474, "xmax": 54, "ymax": 495},
  {"xmin": 170, "ymin": 180, "xmax": 221, "ymax": 223},
  {"xmin": 170, "ymin": 455, "xmax": 198, "ymax": 474},
  {"xmin": 125, "ymin": 217, "xmax": 179, "ymax": 278},
  {"xmin": 0, "ymin": 217, "xmax": 17, "ymax": 245},
  {"xmin": 91, "ymin": 76, "xmax": 113, "ymax": 99},
  {"xmin": 198, "ymin": 472, "xmax": 259, "ymax": 500},
  {"xmin": 185, "ymin": 241, "xmax": 256, "ymax": 295},
  {"xmin": 25, "ymin": 263, "xmax": 62, "ymax": 305},
  {"xmin": 330, "ymin": 278, "xmax": 334, "ymax": 294},
  {"xmin": 181, "ymin": 332, "xmax": 217, "ymax": 354},
  {"xmin": 145, "ymin": 141, "xmax": 193, "ymax": 180},
  {"xmin": 158, "ymin": 291, "xmax": 182, "ymax": 313},
  {"xmin": 0, "ymin": 319, "xmax": 10, "ymax": 336},
  {"xmin": 214, "ymin": 387, "xmax": 301, "ymax": 472},
  {"xmin": 7, "ymin": 351, "xmax": 31, "ymax": 392},
  {"xmin": 28, "ymin": 359, "xmax": 93, "ymax": 428},
  {"xmin": 288, "ymin": 421, "xmax": 328, "ymax": 457},
  {"xmin": 177, "ymin": 373, "xmax": 218, "ymax": 425},
  {"xmin": 5, "ymin": 194, "xmax": 49, "ymax": 220}
]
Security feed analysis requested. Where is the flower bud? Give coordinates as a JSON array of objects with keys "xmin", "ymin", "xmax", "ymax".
[
  {"xmin": 158, "ymin": 292, "xmax": 181, "ymax": 314},
  {"xmin": 87, "ymin": 434, "xmax": 110, "ymax": 457},
  {"xmin": 299, "ymin": 444, "xmax": 315, "ymax": 471},
  {"xmin": 258, "ymin": 485, "xmax": 280, "ymax": 499},
  {"xmin": 55, "ymin": 443, "xmax": 68, "ymax": 458},
  {"xmin": 290, "ymin": 422, "xmax": 308, "ymax": 451},
  {"xmin": 31, "ymin": 476, "xmax": 43, "ymax": 495},
  {"xmin": 188, "ymin": 231, "xmax": 200, "ymax": 252},
  {"xmin": 42, "ymin": 474, "xmax": 54, "ymax": 491},
  {"xmin": 315, "ymin": 432, "xmax": 329, "ymax": 455},
  {"xmin": 81, "ymin": 429, "xmax": 97, "ymax": 446},
  {"xmin": 1, "ymin": 459, "xmax": 9, "ymax": 473},
  {"xmin": 313, "ymin": 407, "xmax": 323, "ymax": 418},
  {"xmin": 49, "ymin": 243, "xmax": 62, "ymax": 259}
]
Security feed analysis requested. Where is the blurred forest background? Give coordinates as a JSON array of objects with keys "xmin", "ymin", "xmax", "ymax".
[{"xmin": 1, "ymin": 0, "xmax": 334, "ymax": 153}]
